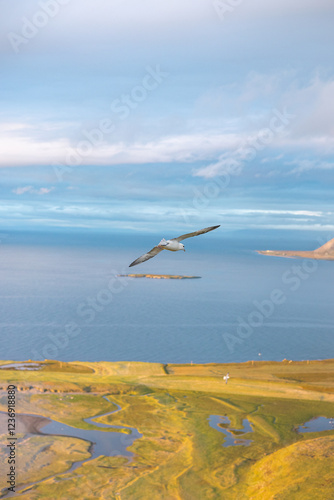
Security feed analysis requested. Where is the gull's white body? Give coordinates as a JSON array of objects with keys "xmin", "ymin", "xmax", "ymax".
[
  {"xmin": 129, "ymin": 225, "xmax": 220, "ymax": 267},
  {"xmin": 158, "ymin": 238, "xmax": 184, "ymax": 251}
]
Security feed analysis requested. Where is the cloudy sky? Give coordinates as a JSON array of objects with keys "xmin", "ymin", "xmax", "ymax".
[{"xmin": 1, "ymin": 0, "xmax": 334, "ymax": 233}]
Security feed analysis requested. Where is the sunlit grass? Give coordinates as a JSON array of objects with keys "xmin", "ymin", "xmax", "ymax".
[{"xmin": 0, "ymin": 359, "xmax": 333, "ymax": 498}]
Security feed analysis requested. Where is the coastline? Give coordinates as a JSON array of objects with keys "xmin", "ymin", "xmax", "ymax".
[{"xmin": 257, "ymin": 249, "xmax": 334, "ymax": 260}]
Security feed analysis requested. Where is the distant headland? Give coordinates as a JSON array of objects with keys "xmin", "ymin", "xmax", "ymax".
[
  {"xmin": 118, "ymin": 274, "xmax": 201, "ymax": 279},
  {"xmin": 257, "ymin": 238, "xmax": 334, "ymax": 260}
]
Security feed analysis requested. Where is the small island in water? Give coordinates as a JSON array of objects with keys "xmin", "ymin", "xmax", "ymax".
[
  {"xmin": 118, "ymin": 274, "xmax": 201, "ymax": 279},
  {"xmin": 257, "ymin": 237, "xmax": 334, "ymax": 260}
]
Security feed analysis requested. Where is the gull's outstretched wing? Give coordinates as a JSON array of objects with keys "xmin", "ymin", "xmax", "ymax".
[
  {"xmin": 129, "ymin": 246, "xmax": 163, "ymax": 267},
  {"xmin": 173, "ymin": 225, "xmax": 220, "ymax": 242}
]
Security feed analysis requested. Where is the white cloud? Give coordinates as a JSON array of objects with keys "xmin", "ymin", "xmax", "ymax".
[
  {"xmin": 1, "ymin": 74, "xmax": 334, "ymax": 170},
  {"xmin": 219, "ymin": 209, "xmax": 324, "ymax": 217},
  {"xmin": 1, "ymin": 133, "xmax": 70, "ymax": 166},
  {"xmin": 12, "ymin": 186, "xmax": 33, "ymax": 195},
  {"xmin": 38, "ymin": 187, "xmax": 54, "ymax": 195},
  {"xmin": 0, "ymin": 125, "xmax": 239, "ymax": 166},
  {"xmin": 12, "ymin": 186, "xmax": 54, "ymax": 195},
  {"xmin": 285, "ymin": 159, "xmax": 334, "ymax": 175},
  {"xmin": 246, "ymin": 224, "xmax": 334, "ymax": 232},
  {"xmin": 194, "ymin": 156, "xmax": 242, "ymax": 179},
  {"xmin": 261, "ymin": 154, "xmax": 284, "ymax": 163},
  {"xmin": 282, "ymin": 77, "xmax": 334, "ymax": 144}
]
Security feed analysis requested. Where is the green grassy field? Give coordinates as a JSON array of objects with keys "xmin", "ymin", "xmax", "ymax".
[{"xmin": 0, "ymin": 359, "xmax": 333, "ymax": 499}]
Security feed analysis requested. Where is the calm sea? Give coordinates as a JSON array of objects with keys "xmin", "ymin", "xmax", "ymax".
[{"xmin": 0, "ymin": 230, "xmax": 333, "ymax": 364}]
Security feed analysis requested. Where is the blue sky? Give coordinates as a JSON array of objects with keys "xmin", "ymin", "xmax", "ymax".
[{"xmin": 1, "ymin": 0, "xmax": 334, "ymax": 234}]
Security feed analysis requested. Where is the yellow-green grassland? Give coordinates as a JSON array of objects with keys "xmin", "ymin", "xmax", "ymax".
[{"xmin": 0, "ymin": 359, "xmax": 334, "ymax": 499}]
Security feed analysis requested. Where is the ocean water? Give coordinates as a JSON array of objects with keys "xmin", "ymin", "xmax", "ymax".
[{"xmin": 0, "ymin": 230, "xmax": 333, "ymax": 364}]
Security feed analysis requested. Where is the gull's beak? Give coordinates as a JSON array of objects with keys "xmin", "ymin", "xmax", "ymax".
[{"xmin": 183, "ymin": 249, "xmax": 186, "ymax": 252}]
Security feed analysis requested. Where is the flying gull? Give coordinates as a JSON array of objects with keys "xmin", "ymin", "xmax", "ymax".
[{"xmin": 129, "ymin": 225, "xmax": 220, "ymax": 267}]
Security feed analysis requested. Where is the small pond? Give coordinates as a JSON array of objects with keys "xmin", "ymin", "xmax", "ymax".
[
  {"xmin": 0, "ymin": 396, "xmax": 142, "ymax": 498},
  {"xmin": 0, "ymin": 363, "xmax": 42, "ymax": 371},
  {"xmin": 297, "ymin": 416, "xmax": 334, "ymax": 433},
  {"xmin": 209, "ymin": 415, "xmax": 253, "ymax": 447}
]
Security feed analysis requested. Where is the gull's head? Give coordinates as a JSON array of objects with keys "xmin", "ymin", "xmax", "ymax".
[{"xmin": 182, "ymin": 244, "xmax": 185, "ymax": 252}]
